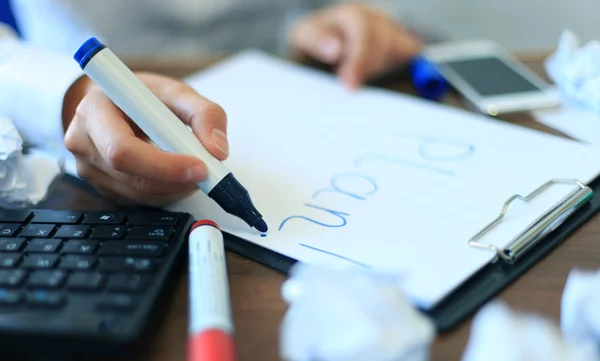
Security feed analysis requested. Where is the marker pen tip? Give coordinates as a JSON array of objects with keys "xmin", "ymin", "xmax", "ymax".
[{"xmin": 254, "ymin": 219, "xmax": 268, "ymax": 233}]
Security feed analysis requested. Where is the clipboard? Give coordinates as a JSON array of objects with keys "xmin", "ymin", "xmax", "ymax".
[{"xmin": 221, "ymin": 176, "xmax": 600, "ymax": 332}]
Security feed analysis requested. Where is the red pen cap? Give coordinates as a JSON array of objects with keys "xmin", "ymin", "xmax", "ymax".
[
  {"xmin": 188, "ymin": 329, "xmax": 237, "ymax": 361},
  {"xmin": 191, "ymin": 220, "xmax": 220, "ymax": 231}
]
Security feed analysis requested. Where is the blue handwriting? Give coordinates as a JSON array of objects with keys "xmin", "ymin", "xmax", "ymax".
[
  {"xmin": 299, "ymin": 243, "xmax": 371, "ymax": 268},
  {"xmin": 313, "ymin": 172, "xmax": 378, "ymax": 200},
  {"xmin": 278, "ymin": 204, "xmax": 350, "ymax": 231},
  {"xmin": 278, "ymin": 132, "xmax": 476, "ymax": 232}
]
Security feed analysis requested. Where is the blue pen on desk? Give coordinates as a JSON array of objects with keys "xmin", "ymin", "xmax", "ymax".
[{"xmin": 409, "ymin": 55, "xmax": 449, "ymax": 101}]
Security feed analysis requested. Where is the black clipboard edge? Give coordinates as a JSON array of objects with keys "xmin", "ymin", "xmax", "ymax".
[
  {"xmin": 426, "ymin": 189, "xmax": 600, "ymax": 332},
  {"xmin": 223, "ymin": 232, "xmax": 297, "ymax": 273}
]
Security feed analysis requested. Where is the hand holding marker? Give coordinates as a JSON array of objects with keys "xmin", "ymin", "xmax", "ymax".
[{"xmin": 73, "ymin": 37, "xmax": 268, "ymax": 233}]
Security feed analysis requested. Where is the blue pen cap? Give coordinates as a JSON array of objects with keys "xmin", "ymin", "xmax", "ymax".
[
  {"xmin": 74, "ymin": 37, "xmax": 106, "ymax": 69},
  {"xmin": 409, "ymin": 56, "xmax": 449, "ymax": 101}
]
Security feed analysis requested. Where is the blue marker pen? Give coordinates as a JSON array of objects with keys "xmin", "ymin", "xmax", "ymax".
[
  {"xmin": 409, "ymin": 55, "xmax": 449, "ymax": 101},
  {"xmin": 73, "ymin": 37, "xmax": 268, "ymax": 233}
]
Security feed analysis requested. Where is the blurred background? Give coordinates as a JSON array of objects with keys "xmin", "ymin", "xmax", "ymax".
[
  {"xmin": 1, "ymin": 0, "xmax": 599, "ymax": 55},
  {"xmin": 395, "ymin": 0, "xmax": 600, "ymax": 54}
]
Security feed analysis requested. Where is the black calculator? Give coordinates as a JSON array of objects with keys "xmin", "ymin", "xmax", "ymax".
[{"xmin": 0, "ymin": 208, "xmax": 194, "ymax": 359}]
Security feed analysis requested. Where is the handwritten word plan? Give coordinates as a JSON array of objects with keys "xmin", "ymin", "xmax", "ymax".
[{"xmin": 171, "ymin": 51, "xmax": 600, "ymax": 309}]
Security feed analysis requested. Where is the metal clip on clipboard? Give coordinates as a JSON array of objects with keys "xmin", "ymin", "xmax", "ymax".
[{"xmin": 468, "ymin": 179, "xmax": 594, "ymax": 263}]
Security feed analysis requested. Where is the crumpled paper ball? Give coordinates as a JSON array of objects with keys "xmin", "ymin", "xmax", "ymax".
[
  {"xmin": 545, "ymin": 29, "xmax": 600, "ymax": 113},
  {"xmin": 0, "ymin": 117, "xmax": 26, "ymax": 196},
  {"xmin": 461, "ymin": 301, "xmax": 598, "ymax": 361},
  {"xmin": 279, "ymin": 263, "xmax": 435, "ymax": 361},
  {"xmin": 561, "ymin": 268, "xmax": 600, "ymax": 347},
  {"xmin": 0, "ymin": 116, "xmax": 61, "ymax": 208}
]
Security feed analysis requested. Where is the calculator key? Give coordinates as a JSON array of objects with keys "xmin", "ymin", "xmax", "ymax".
[
  {"xmin": 67, "ymin": 272, "xmax": 104, "ymax": 290},
  {"xmin": 54, "ymin": 225, "xmax": 90, "ymax": 239},
  {"xmin": 21, "ymin": 254, "xmax": 59, "ymax": 269},
  {"xmin": 60, "ymin": 255, "xmax": 97, "ymax": 270},
  {"xmin": 82, "ymin": 212, "xmax": 126, "ymax": 225},
  {"xmin": 107, "ymin": 274, "xmax": 149, "ymax": 292},
  {"xmin": 98, "ymin": 257, "xmax": 157, "ymax": 272},
  {"xmin": 26, "ymin": 290, "xmax": 65, "ymax": 308},
  {"xmin": 0, "ymin": 254, "xmax": 21, "ymax": 268},
  {"xmin": 0, "ymin": 289, "xmax": 22, "ymax": 305},
  {"xmin": 25, "ymin": 239, "xmax": 62, "ymax": 253},
  {"xmin": 90, "ymin": 226, "xmax": 125, "ymax": 239},
  {"xmin": 96, "ymin": 294, "xmax": 135, "ymax": 311},
  {"xmin": 61, "ymin": 240, "xmax": 98, "ymax": 254},
  {"xmin": 19, "ymin": 224, "xmax": 55, "ymax": 238},
  {"xmin": 99, "ymin": 241, "xmax": 165, "ymax": 256},
  {"xmin": 127, "ymin": 226, "xmax": 172, "ymax": 241},
  {"xmin": 0, "ymin": 224, "xmax": 20, "ymax": 237},
  {"xmin": 128, "ymin": 212, "xmax": 179, "ymax": 226},
  {"xmin": 0, "ymin": 270, "xmax": 27, "ymax": 287},
  {"xmin": 27, "ymin": 270, "xmax": 66, "ymax": 289},
  {"xmin": 0, "ymin": 238, "xmax": 25, "ymax": 252},
  {"xmin": 0, "ymin": 210, "xmax": 31, "ymax": 223},
  {"xmin": 31, "ymin": 210, "xmax": 82, "ymax": 224}
]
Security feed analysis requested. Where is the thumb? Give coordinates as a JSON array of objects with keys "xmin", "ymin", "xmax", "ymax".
[{"xmin": 290, "ymin": 20, "xmax": 343, "ymax": 64}]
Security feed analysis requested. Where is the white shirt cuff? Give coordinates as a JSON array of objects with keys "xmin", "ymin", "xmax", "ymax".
[{"xmin": 0, "ymin": 33, "xmax": 83, "ymax": 159}]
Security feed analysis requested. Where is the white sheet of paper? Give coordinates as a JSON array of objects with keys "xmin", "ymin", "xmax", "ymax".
[
  {"xmin": 533, "ymin": 103, "xmax": 600, "ymax": 145},
  {"xmin": 161, "ymin": 51, "xmax": 600, "ymax": 309}
]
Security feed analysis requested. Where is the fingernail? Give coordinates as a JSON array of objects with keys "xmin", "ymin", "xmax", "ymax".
[
  {"xmin": 185, "ymin": 165, "xmax": 206, "ymax": 182},
  {"xmin": 317, "ymin": 38, "xmax": 340, "ymax": 62},
  {"xmin": 211, "ymin": 128, "xmax": 229, "ymax": 155}
]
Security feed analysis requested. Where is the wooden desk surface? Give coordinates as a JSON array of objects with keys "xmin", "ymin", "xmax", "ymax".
[{"xmin": 15, "ymin": 56, "xmax": 600, "ymax": 361}]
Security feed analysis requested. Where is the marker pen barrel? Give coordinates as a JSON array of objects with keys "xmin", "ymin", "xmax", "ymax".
[
  {"xmin": 73, "ymin": 37, "xmax": 267, "ymax": 232},
  {"xmin": 188, "ymin": 220, "xmax": 237, "ymax": 361}
]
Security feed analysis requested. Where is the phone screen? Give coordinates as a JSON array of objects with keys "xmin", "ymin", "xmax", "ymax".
[{"xmin": 440, "ymin": 57, "xmax": 543, "ymax": 96}]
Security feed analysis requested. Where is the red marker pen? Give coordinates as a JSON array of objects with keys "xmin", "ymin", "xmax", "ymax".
[{"xmin": 188, "ymin": 220, "xmax": 237, "ymax": 361}]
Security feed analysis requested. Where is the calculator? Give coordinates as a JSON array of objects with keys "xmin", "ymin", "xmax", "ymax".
[{"xmin": 0, "ymin": 208, "xmax": 194, "ymax": 359}]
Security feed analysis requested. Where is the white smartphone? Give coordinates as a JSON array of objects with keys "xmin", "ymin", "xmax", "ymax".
[{"xmin": 422, "ymin": 40, "xmax": 561, "ymax": 115}]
